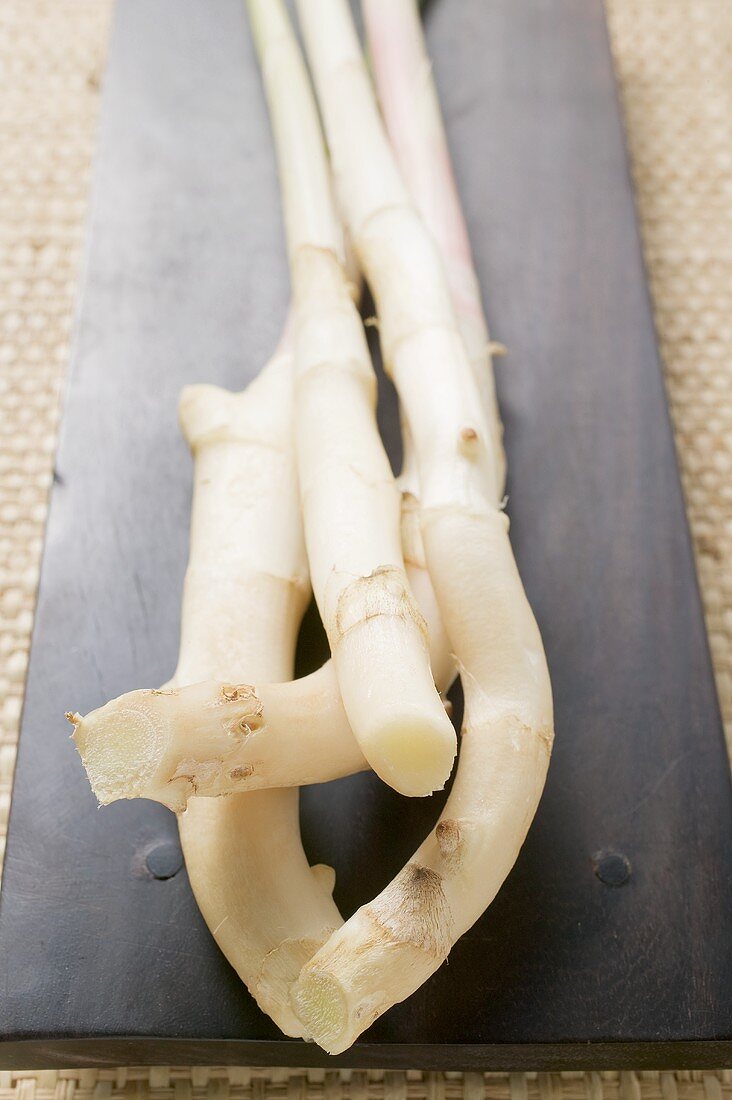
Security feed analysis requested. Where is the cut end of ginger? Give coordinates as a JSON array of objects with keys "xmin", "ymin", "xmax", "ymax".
[
  {"xmin": 70, "ymin": 693, "xmax": 174, "ymax": 808},
  {"xmin": 368, "ymin": 711, "xmax": 457, "ymax": 797},
  {"xmin": 290, "ymin": 970, "xmax": 350, "ymax": 1055}
]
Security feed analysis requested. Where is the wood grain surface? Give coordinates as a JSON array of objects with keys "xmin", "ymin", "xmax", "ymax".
[{"xmin": 0, "ymin": 0, "xmax": 730, "ymax": 1071}]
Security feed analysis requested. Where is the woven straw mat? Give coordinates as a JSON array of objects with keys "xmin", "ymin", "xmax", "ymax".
[{"xmin": 0, "ymin": 0, "xmax": 730, "ymax": 1092}]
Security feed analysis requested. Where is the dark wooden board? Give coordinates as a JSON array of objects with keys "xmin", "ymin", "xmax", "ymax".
[{"xmin": 1, "ymin": 0, "xmax": 731, "ymax": 1072}]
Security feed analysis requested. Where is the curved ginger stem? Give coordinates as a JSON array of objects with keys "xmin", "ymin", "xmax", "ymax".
[
  {"xmin": 159, "ymin": 339, "xmax": 343, "ymax": 1038},
  {"xmin": 289, "ymin": 0, "xmax": 553, "ymax": 1053}
]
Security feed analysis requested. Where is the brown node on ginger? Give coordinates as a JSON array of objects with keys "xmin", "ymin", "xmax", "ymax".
[
  {"xmin": 334, "ymin": 565, "xmax": 427, "ymax": 643},
  {"xmin": 435, "ymin": 819, "xmax": 464, "ymax": 873},
  {"xmin": 215, "ymin": 683, "xmax": 264, "ymax": 736},
  {"xmin": 229, "ymin": 764, "xmax": 255, "ymax": 781},
  {"xmin": 220, "ymin": 683, "xmax": 256, "ymax": 703},
  {"xmin": 354, "ymin": 992, "xmax": 383, "ymax": 1027},
  {"xmin": 537, "ymin": 725, "xmax": 555, "ymax": 753},
  {"xmin": 237, "ymin": 711, "xmax": 264, "ymax": 734},
  {"xmin": 364, "ymin": 862, "xmax": 453, "ymax": 959},
  {"xmin": 488, "ymin": 341, "xmax": 508, "ymax": 357},
  {"xmin": 458, "ymin": 426, "xmax": 480, "ymax": 456}
]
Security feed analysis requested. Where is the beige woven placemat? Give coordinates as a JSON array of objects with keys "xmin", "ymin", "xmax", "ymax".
[
  {"xmin": 0, "ymin": 0, "xmax": 730, "ymax": 1091},
  {"xmin": 607, "ymin": 0, "xmax": 732, "ymax": 748}
]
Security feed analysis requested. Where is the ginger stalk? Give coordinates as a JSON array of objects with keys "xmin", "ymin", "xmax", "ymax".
[
  {"xmin": 286, "ymin": 0, "xmax": 553, "ymax": 1052},
  {"xmin": 246, "ymin": 0, "xmax": 456, "ymax": 798},
  {"xmin": 363, "ymin": 0, "xmax": 505, "ymax": 491}
]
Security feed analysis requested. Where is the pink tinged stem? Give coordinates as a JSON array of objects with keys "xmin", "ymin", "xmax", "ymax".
[{"xmin": 363, "ymin": 0, "xmax": 483, "ymax": 327}]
